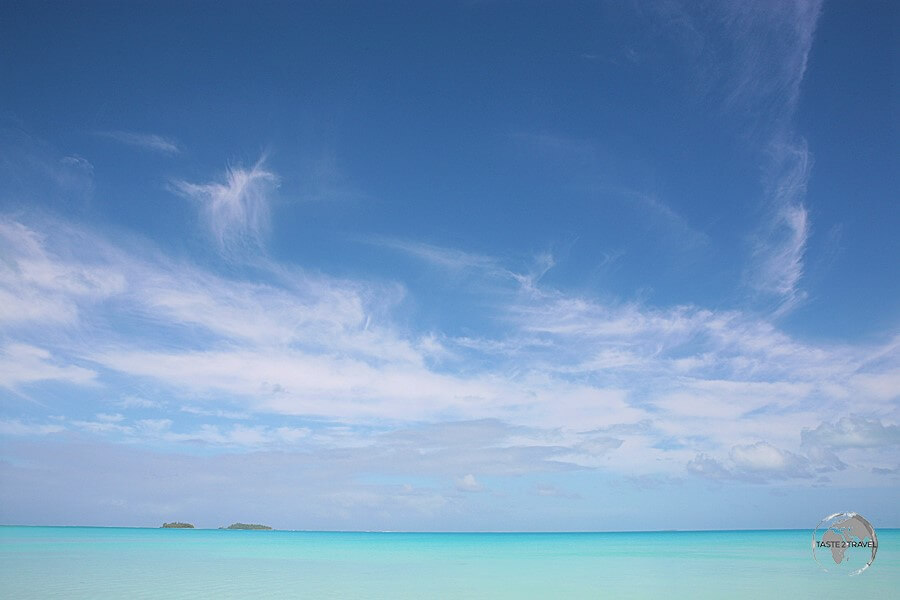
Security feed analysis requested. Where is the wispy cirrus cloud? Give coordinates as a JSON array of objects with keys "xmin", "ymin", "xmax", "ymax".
[
  {"xmin": 748, "ymin": 137, "xmax": 813, "ymax": 312},
  {"xmin": 713, "ymin": 1, "xmax": 822, "ymax": 132},
  {"xmin": 94, "ymin": 130, "xmax": 181, "ymax": 154},
  {"xmin": 172, "ymin": 159, "xmax": 278, "ymax": 252},
  {"xmin": 364, "ymin": 235, "xmax": 557, "ymax": 292},
  {"xmin": 366, "ymin": 236, "xmax": 503, "ymax": 273},
  {"xmin": 649, "ymin": 1, "xmax": 823, "ymax": 313},
  {"xmin": 511, "ymin": 131, "xmax": 709, "ymax": 252},
  {"xmin": 715, "ymin": 1, "xmax": 822, "ymax": 311}
]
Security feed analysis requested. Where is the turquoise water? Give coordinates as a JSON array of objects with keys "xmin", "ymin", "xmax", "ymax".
[{"xmin": 1, "ymin": 527, "xmax": 897, "ymax": 599}]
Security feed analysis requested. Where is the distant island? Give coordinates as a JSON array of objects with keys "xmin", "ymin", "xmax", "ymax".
[
  {"xmin": 159, "ymin": 521, "xmax": 273, "ymax": 529},
  {"xmin": 222, "ymin": 523, "xmax": 273, "ymax": 530}
]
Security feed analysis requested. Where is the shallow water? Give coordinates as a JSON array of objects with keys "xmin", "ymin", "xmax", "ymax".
[{"xmin": 1, "ymin": 527, "xmax": 897, "ymax": 599}]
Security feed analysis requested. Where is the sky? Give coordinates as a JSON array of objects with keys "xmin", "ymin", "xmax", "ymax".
[{"xmin": 0, "ymin": 0, "xmax": 897, "ymax": 531}]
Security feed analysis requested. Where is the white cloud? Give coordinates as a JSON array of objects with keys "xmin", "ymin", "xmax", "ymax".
[
  {"xmin": 172, "ymin": 159, "xmax": 278, "ymax": 251},
  {"xmin": 0, "ymin": 419, "xmax": 65, "ymax": 436},
  {"xmin": 88, "ymin": 346, "xmax": 643, "ymax": 429},
  {"xmin": 1, "ymin": 214, "xmax": 897, "ymax": 483},
  {"xmin": 801, "ymin": 417, "xmax": 900, "ymax": 450},
  {"xmin": 116, "ymin": 396, "xmax": 162, "ymax": 409},
  {"xmin": 748, "ymin": 139, "xmax": 812, "ymax": 310},
  {"xmin": 369, "ymin": 236, "xmax": 502, "ymax": 272},
  {"xmin": 135, "ymin": 419, "xmax": 172, "ymax": 433},
  {"xmin": 719, "ymin": 1, "xmax": 822, "ymax": 126},
  {"xmin": 95, "ymin": 413, "xmax": 124, "ymax": 423},
  {"xmin": 688, "ymin": 441, "xmax": 811, "ymax": 482},
  {"xmin": 650, "ymin": 1, "xmax": 822, "ymax": 135},
  {"xmin": 365, "ymin": 236, "xmax": 561, "ymax": 293},
  {"xmin": 32, "ymin": 416, "xmax": 313, "ymax": 449},
  {"xmin": 729, "ymin": 441, "xmax": 809, "ymax": 475},
  {"xmin": 652, "ymin": 379, "xmax": 812, "ymax": 420},
  {"xmin": 723, "ymin": 2, "xmax": 821, "ymax": 311},
  {"xmin": 180, "ymin": 406, "xmax": 249, "ymax": 420},
  {"xmin": 685, "ymin": 453, "xmax": 732, "ymax": 480},
  {"xmin": 649, "ymin": 1, "xmax": 823, "ymax": 312},
  {"xmin": 0, "ymin": 343, "xmax": 96, "ymax": 389},
  {"xmin": 455, "ymin": 473, "xmax": 483, "ymax": 492},
  {"xmin": 95, "ymin": 131, "xmax": 180, "ymax": 154},
  {"xmin": 0, "ymin": 220, "xmax": 126, "ymax": 326},
  {"xmin": 71, "ymin": 419, "xmax": 132, "ymax": 434}
]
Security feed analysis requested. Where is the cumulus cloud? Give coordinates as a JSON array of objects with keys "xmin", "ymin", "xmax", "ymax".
[
  {"xmin": 686, "ymin": 453, "xmax": 733, "ymax": 480},
  {"xmin": 687, "ymin": 441, "xmax": 811, "ymax": 482},
  {"xmin": 729, "ymin": 441, "xmax": 809, "ymax": 476},
  {"xmin": 172, "ymin": 159, "xmax": 278, "ymax": 251},
  {"xmin": 455, "ymin": 474, "xmax": 484, "ymax": 492},
  {"xmin": 801, "ymin": 416, "xmax": 900, "ymax": 450}
]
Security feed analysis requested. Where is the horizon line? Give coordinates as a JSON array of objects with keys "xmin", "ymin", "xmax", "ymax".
[{"xmin": 3, "ymin": 524, "xmax": 897, "ymax": 533}]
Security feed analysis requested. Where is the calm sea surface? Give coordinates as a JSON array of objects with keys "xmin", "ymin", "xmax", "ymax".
[{"xmin": 1, "ymin": 527, "xmax": 897, "ymax": 598}]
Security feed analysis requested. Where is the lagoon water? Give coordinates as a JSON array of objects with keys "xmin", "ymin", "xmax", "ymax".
[{"xmin": 1, "ymin": 526, "xmax": 897, "ymax": 599}]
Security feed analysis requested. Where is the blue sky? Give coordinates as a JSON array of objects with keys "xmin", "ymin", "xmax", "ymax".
[{"xmin": 0, "ymin": 1, "xmax": 897, "ymax": 531}]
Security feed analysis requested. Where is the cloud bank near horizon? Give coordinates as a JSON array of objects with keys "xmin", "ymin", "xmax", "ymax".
[{"xmin": 1, "ymin": 205, "xmax": 896, "ymax": 490}]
